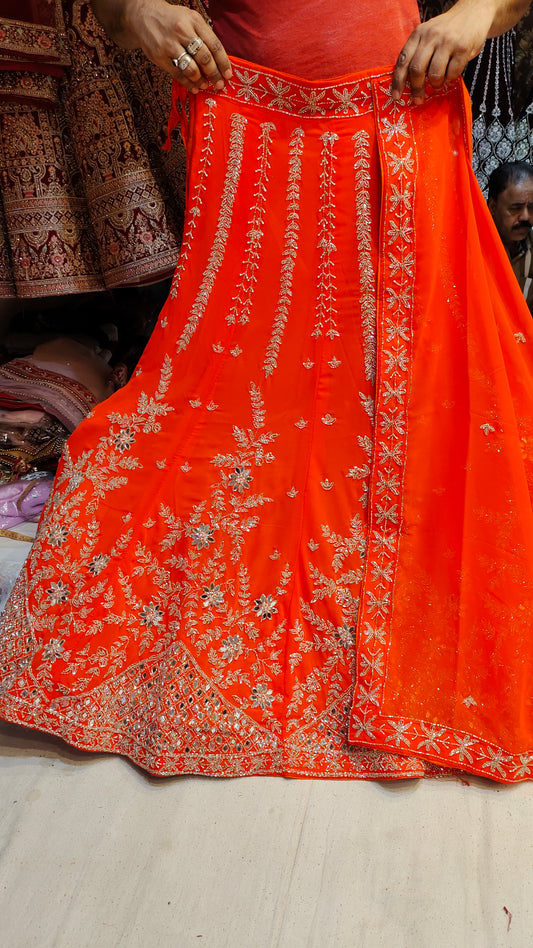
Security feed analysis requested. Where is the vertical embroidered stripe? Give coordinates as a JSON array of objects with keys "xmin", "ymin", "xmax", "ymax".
[
  {"xmin": 313, "ymin": 132, "xmax": 339, "ymax": 340},
  {"xmin": 353, "ymin": 131, "xmax": 377, "ymax": 383},
  {"xmin": 354, "ymin": 84, "xmax": 417, "ymax": 727},
  {"xmin": 226, "ymin": 122, "xmax": 276, "ymax": 326},
  {"xmin": 263, "ymin": 127, "xmax": 304, "ymax": 376},
  {"xmin": 171, "ymin": 98, "xmax": 217, "ymax": 299},
  {"xmin": 176, "ymin": 112, "xmax": 247, "ymax": 352}
]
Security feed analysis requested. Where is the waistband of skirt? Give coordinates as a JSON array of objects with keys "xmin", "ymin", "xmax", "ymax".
[
  {"xmin": 168, "ymin": 57, "xmax": 462, "ymax": 144},
  {"xmin": 220, "ymin": 55, "xmax": 392, "ymax": 119}
]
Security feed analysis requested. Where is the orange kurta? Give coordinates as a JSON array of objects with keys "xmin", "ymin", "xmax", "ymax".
[{"xmin": 1, "ymin": 60, "xmax": 533, "ymax": 781}]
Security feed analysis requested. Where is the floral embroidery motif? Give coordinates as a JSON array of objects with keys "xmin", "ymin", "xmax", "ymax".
[
  {"xmin": 228, "ymin": 467, "xmax": 253, "ymax": 493},
  {"xmin": 253, "ymin": 594, "xmax": 278, "ymax": 620},
  {"xmin": 88, "ymin": 554, "xmax": 110, "ymax": 576},
  {"xmin": 140, "ymin": 603, "xmax": 164, "ymax": 627},
  {"xmin": 227, "ymin": 68, "xmax": 374, "ymax": 119},
  {"xmin": 46, "ymin": 581, "xmax": 70, "ymax": 606},
  {"xmin": 191, "ymin": 524, "xmax": 215, "ymax": 550}
]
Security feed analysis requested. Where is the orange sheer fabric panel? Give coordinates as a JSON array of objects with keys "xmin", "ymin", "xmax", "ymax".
[
  {"xmin": 209, "ymin": 0, "xmax": 421, "ymax": 77},
  {"xmin": 350, "ymin": 82, "xmax": 533, "ymax": 779}
]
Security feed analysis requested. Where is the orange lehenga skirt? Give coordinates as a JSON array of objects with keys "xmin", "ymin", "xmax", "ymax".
[{"xmin": 2, "ymin": 59, "xmax": 533, "ymax": 781}]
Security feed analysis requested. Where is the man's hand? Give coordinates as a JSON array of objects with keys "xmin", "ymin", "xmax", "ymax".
[
  {"xmin": 392, "ymin": 0, "xmax": 530, "ymax": 103},
  {"xmin": 91, "ymin": 0, "xmax": 232, "ymax": 91}
]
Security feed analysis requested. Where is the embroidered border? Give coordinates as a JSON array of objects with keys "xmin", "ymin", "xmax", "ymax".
[
  {"xmin": 225, "ymin": 66, "xmax": 374, "ymax": 119},
  {"xmin": 0, "ymin": 71, "xmax": 60, "ymax": 106},
  {"xmin": 263, "ymin": 126, "xmax": 304, "ymax": 376},
  {"xmin": 353, "ymin": 81, "xmax": 416, "ymax": 728},
  {"xmin": 351, "ymin": 715, "xmax": 533, "ymax": 782},
  {"xmin": 176, "ymin": 112, "xmax": 247, "ymax": 353},
  {"xmin": 0, "ymin": 8, "xmax": 68, "ymax": 67}
]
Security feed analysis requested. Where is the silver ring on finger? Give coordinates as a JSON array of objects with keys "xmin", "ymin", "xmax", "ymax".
[
  {"xmin": 186, "ymin": 37, "xmax": 204, "ymax": 56},
  {"xmin": 171, "ymin": 52, "xmax": 193, "ymax": 71}
]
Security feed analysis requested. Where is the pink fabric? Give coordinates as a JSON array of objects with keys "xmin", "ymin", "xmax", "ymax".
[
  {"xmin": 209, "ymin": 0, "xmax": 421, "ymax": 78},
  {"xmin": 0, "ymin": 476, "xmax": 54, "ymax": 528}
]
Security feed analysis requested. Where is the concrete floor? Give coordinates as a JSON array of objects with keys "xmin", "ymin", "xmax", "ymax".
[{"xmin": 0, "ymin": 717, "xmax": 532, "ymax": 948}]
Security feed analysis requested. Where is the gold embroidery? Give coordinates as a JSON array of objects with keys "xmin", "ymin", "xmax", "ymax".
[
  {"xmin": 313, "ymin": 132, "xmax": 339, "ymax": 340},
  {"xmin": 171, "ymin": 98, "xmax": 217, "ymax": 299},
  {"xmin": 177, "ymin": 112, "xmax": 247, "ymax": 352},
  {"xmin": 354, "ymin": 79, "xmax": 417, "ymax": 737},
  {"xmin": 353, "ymin": 131, "xmax": 377, "ymax": 383},
  {"xmin": 227, "ymin": 69, "xmax": 375, "ymax": 120},
  {"xmin": 263, "ymin": 126, "xmax": 304, "ymax": 376},
  {"xmin": 226, "ymin": 122, "xmax": 275, "ymax": 326}
]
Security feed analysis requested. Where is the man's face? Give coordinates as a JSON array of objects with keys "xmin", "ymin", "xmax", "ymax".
[{"xmin": 489, "ymin": 176, "xmax": 533, "ymax": 253}]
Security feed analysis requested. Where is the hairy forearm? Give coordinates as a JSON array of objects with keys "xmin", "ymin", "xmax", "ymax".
[
  {"xmin": 489, "ymin": 0, "xmax": 532, "ymax": 36},
  {"xmin": 90, "ymin": 0, "xmax": 173, "ymax": 48},
  {"xmin": 91, "ymin": 0, "xmax": 133, "ymax": 46},
  {"xmin": 458, "ymin": 0, "xmax": 532, "ymax": 36}
]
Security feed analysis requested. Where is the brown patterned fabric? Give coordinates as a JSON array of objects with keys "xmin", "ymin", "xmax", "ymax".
[
  {"xmin": 0, "ymin": 0, "xmax": 69, "ymax": 83},
  {"xmin": 0, "ymin": 1, "xmax": 190, "ymax": 298}
]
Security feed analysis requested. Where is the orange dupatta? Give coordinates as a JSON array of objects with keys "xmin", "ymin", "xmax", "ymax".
[{"xmin": 350, "ymin": 78, "xmax": 533, "ymax": 780}]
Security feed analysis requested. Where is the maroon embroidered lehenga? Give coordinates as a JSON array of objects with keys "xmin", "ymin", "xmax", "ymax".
[{"xmin": 0, "ymin": 0, "xmax": 191, "ymax": 297}]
